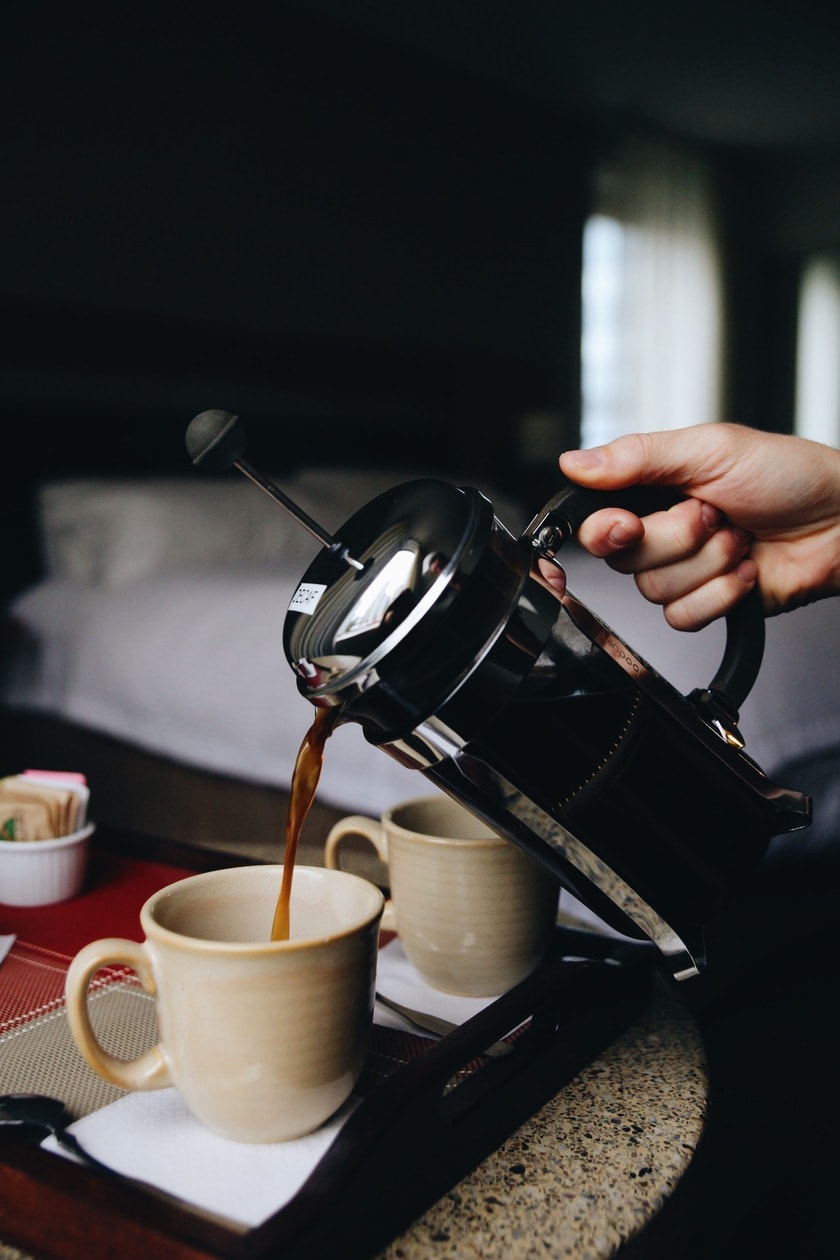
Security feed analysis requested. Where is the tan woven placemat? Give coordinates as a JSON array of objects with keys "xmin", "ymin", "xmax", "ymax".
[{"xmin": 0, "ymin": 980, "xmax": 157, "ymax": 1120}]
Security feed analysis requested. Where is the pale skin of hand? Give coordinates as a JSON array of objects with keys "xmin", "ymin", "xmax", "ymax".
[{"xmin": 535, "ymin": 423, "xmax": 840, "ymax": 631}]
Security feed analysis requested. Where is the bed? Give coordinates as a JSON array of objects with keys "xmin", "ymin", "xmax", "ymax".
[
  {"xmin": 0, "ymin": 466, "xmax": 525, "ymax": 868},
  {"xmin": 2, "ymin": 466, "xmax": 839, "ymax": 875}
]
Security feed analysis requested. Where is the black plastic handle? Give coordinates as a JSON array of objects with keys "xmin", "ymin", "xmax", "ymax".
[{"xmin": 524, "ymin": 474, "xmax": 765, "ymax": 717}]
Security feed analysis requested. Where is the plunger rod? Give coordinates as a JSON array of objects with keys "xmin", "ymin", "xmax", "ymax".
[
  {"xmin": 185, "ymin": 408, "xmax": 364, "ymax": 571},
  {"xmin": 234, "ymin": 458, "xmax": 364, "ymax": 570}
]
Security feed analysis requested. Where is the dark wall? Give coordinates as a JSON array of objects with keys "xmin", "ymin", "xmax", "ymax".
[
  {"xmin": 2, "ymin": 5, "xmax": 595, "ymax": 599},
  {"xmin": 4, "ymin": 6, "xmax": 590, "ymax": 421},
  {"xmin": 717, "ymin": 146, "xmax": 840, "ymax": 437}
]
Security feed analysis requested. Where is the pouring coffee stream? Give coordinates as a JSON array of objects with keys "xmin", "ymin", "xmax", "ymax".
[
  {"xmin": 270, "ymin": 706, "xmax": 338, "ymax": 941},
  {"xmin": 185, "ymin": 411, "xmax": 812, "ymax": 977}
]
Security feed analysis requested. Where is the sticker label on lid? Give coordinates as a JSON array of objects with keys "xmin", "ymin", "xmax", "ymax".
[{"xmin": 289, "ymin": 582, "xmax": 327, "ymax": 614}]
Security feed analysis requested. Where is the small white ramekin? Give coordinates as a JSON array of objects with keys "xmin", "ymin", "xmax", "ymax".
[{"xmin": 0, "ymin": 822, "xmax": 95, "ymax": 907}]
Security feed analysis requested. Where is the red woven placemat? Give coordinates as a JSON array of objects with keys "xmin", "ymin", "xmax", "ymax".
[{"xmin": 1, "ymin": 850, "xmax": 198, "ymax": 1029}]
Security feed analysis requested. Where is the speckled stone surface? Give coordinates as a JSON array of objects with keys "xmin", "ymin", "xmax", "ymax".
[
  {"xmin": 0, "ymin": 975, "xmax": 705, "ymax": 1260},
  {"xmin": 375, "ymin": 974, "xmax": 707, "ymax": 1260}
]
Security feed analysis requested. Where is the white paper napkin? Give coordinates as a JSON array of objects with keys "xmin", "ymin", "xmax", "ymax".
[
  {"xmin": 374, "ymin": 936, "xmax": 498, "ymax": 1029},
  {"xmin": 0, "ymin": 934, "xmax": 16, "ymax": 966},
  {"xmin": 45, "ymin": 1088, "xmax": 361, "ymax": 1226},
  {"xmin": 42, "ymin": 937, "xmax": 497, "ymax": 1227}
]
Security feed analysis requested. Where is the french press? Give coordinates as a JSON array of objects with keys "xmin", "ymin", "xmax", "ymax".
[{"xmin": 187, "ymin": 411, "xmax": 811, "ymax": 980}]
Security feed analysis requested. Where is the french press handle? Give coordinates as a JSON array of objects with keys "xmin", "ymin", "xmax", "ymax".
[{"xmin": 523, "ymin": 476, "xmax": 765, "ymax": 722}]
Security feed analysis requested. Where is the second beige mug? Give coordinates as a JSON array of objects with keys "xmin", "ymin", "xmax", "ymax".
[{"xmin": 325, "ymin": 795, "xmax": 560, "ymax": 996}]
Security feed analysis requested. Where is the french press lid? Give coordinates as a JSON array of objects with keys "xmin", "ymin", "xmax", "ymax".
[{"xmin": 282, "ymin": 477, "xmax": 533, "ymax": 733}]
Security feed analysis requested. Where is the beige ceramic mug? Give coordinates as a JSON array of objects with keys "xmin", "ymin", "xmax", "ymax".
[
  {"xmin": 325, "ymin": 795, "xmax": 560, "ymax": 997},
  {"xmin": 64, "ymin": 864, "xmax": 384, "ymax": 1144}
]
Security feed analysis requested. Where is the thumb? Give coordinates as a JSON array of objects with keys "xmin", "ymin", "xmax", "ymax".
[{"xmin": 559, "ymin": 426, "xmax": 730, "ymax": 494}]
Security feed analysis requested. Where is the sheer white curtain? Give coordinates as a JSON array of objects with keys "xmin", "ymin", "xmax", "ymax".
[
  {"xmin": 795, "ymin": 254, "xmax": 840, "ymax": 449},
  {"xmin": 581, "ymin": 133, "xmax": 725, "ymax": 447}
]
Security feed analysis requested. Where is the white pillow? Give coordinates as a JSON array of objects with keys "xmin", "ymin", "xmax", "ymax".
[{"xmin": 37, "ymin": 477, "xmax": 321, "ymax": 587}]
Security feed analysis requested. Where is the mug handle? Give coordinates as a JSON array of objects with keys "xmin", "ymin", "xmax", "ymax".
[
  {"xmin": 65, "ymin": 939, "xmax": 173, "ymax": 1092},
  {"xmin": 324, "ymin": 816, "xmax": 396, "ymax": 932}
]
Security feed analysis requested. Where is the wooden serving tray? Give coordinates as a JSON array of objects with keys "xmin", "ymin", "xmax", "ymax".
[{"xmin": 0, "ymin": 828, "xmax": 653, "ymax": 1260}]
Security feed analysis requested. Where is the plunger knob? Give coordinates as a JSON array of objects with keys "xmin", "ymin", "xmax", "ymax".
[{"xmin": 185, "ymin": 409, "xmax": 247, "ymax": 471}]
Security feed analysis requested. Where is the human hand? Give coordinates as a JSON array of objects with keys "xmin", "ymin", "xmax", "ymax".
[{"xmin": 536, "ymin": 423, "xmax": 840, "ymax": 628}]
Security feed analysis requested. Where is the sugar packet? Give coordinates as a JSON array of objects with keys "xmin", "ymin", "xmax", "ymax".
[{"xmin": 0, "ymin": 772, "xmax": 88, "ymax": 842}]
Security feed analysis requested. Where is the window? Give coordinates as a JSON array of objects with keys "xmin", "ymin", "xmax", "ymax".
[
  {"xmin": 795, "ymin": 255, "xmax": 840, "ymax": 448},
  {"xmin": 580, "ymin": 134, "xmax": 725, "ymax": 448}
]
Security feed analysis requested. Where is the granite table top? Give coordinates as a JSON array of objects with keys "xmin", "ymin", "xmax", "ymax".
[{"xmin": 373, "ymin": 973, "xmax": 706, "ymax": 1259}]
